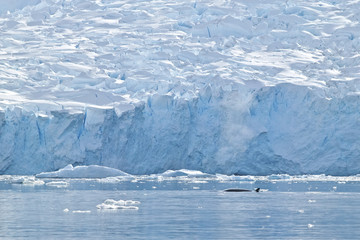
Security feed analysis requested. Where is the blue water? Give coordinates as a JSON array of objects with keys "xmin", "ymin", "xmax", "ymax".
[{"xmin": 1, "ymin": 178, "xmax": 360, "ymax": 239}]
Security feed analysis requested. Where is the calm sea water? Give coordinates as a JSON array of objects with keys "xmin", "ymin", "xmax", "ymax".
[{"xmin": 1, "ymin": 178, "xmax": 360, "ymax": 239}]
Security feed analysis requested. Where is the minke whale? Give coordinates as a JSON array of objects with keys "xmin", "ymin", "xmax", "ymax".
[{"xmin": 224, "ymin": 188, "xmax": 260, "ymax": 192}]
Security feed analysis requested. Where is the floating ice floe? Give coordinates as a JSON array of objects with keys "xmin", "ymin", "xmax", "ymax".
[
  {"xmin": 4, "ymin": 176, "xmax": 45, "ymax": 185},
  {"xmin": 72, "ymin": 210, "xmax": 91, "ymax": 214},
  {"xmin": 96, "ymin": 199, "xmax": 140, "ymax": 210},
  {"xmin": 34, "ymin": 165, "xmax": 360, "ymax": 183},
  {"xmin": 63, "ymin": 208, "xmax": 91, "ymax": 213},
  {"xmin": 215, "ymin": 174, "xmax": 360, "ymax": 183},
  {"xmin": 36, "ymin": 164, "xmax": 130, "ymax": 178},
  {"xmin": 159, "ymin": 169, "xmax": 215, "ymax": 179},
  {"xmin": 21, "ymin": 178, "xmax": 45, "ymax": 186},
  {"xmin": 45, "ymin": 181, "xmax": 68, "ymax": 188}
]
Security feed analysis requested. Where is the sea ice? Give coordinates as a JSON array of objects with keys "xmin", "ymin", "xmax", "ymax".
[
  {"xmin": 72, "ymin": 210, "xmax": 91, "ymax": 214},
  {"xmin": 160, "ymin": 169, "xmax": 214, "ymax": 178},
  {"xmin": 7, "ymin": 176, "xmax": 44, "ymax": 185},
  {"xmin": 45, "ymin": 181, "xmax": 68, "ymax": 188},
  {"xmin": 96, "ymin": 199, "xmax": 140, "ymax": 210}
]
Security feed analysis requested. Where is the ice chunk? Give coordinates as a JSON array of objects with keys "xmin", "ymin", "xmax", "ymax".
[
  {"xmin": 307, "ymin": 224, "xmax": 315, "ymax": 229},
  {"xmin": 72, "ymin": 210, "xmax": 91, "ymax": 214},
  {"xmin": 22, "ymin": 178, "xmax": 45, "ymax": 186},
  {"xmin": 97, "ymin": 199, "xmax": 140, "ymax": 210},
  {"xmin": 7, "ymin": 176, "xmax": 44, "ymax": 185},
  {"xmin": 161, "ymin": 169, "xmax": 214, "ymax": 178},
  {"xmin": 45, "ymin": 181, "xmax": 68, "ymax": 188},
  {"xmin": 36, "ymin": 165, "xmax": 130, "ymax": 178}
]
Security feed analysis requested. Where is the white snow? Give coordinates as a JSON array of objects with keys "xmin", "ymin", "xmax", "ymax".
[{"xmin": 0, "ymin": 0, "xmax": 360, "ymax": 175}]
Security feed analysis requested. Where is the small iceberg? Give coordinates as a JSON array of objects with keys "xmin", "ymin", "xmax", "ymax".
[
  {"xmin": 36, "ymin": 164, "xmax": 130, "ymax": 178},
  {"xmin": 97, "ymin": 199, "xmax": 140, "ymax": 210},
  {"xmin": 45, "ymin": 181, "xmax": 69, "ymax": 188},
  {"xmin": 72, "ymin": 210, "xmax": 91, "ymax": 214},
  {"xmin": 4, "ymin": 176, "xmax": 45, "ymax": 186},
  {"xmin": 160, "ymin": 169, "xmax": 214, "ymax": 178}
]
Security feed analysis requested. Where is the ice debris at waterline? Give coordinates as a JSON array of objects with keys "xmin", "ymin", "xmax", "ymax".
[
  {"xmin": 1, "ymin": 0, "xmax": 360, "ymax": 176},
  {"xmin": 45, "ymin": 181, "xmax": 68, "ymax": 188},
  {"xmin": 31, "ymin": 165, "xmax": 360, "ymax": 183},
  {"xmin": 71, "ymin": 210, "xmax": 92, "ymax": 214},
  {"xmin": 36, "ymin": 164, "xmax": 130, "ymax": 178},
  {"xmin": 4, "ymin": 176, "xmax": 45, "ymax": 185},
  {"xmin": 160, "ymin": 169, "xmax": 214, "ymax": 178},
  {"xmin": 63, "ymin": 209, "xmax": 92, "ymax": 214},
  {"xmin": 97, "ymin": 199, "xmax": 141, "ymax": 210}
]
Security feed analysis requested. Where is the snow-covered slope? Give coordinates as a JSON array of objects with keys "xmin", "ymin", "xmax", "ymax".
[{"xmin": 1, "ymin": 0, "xmax": 360, "ymax": 175}]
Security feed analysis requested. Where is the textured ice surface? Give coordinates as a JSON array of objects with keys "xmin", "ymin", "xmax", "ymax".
[
  {"xmin": 0, "ymin": 0, "xmax": 360, "ymax": 175},
  {"xmin": 0, "ymin": 0, "xmax": 40, "ymax": 14}
]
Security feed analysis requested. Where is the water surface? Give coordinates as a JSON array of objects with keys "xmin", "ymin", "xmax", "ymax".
[{"xmin": 1, "ymin": 176, "xmax": 359, "ymax": 239}]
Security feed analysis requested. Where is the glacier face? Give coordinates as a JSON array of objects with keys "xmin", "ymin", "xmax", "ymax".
[{"xmin": 0, "ymin": 0, "xmax": 360, "ymax": 175}]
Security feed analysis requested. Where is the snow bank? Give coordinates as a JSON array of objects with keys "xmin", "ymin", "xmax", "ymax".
[
  {"xmin": 0, "ymin": 0, "xmax": 360, "ymax": 175},
  {"xmin": 36, "ymin": 164, "xmax": 129, "ymax": 178}
]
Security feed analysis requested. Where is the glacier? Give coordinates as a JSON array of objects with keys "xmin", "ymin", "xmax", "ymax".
[{"xmin": 0, "ymin": 0, "xmax": 360, "ymax": 175}]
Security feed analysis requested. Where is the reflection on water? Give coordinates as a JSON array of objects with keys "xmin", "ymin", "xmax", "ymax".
[{"xmin": 0, "ymin": 177, "xmax": 360, "ymax": 239}]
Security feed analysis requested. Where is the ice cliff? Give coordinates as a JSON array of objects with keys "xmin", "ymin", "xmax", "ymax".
[{"xmin": 0, "ymin": 0, "xmax": 360, "ymax": 175}]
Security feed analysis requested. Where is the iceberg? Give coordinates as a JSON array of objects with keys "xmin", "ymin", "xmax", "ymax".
[
  {"xmin": 0, "ymin": 0, "xmax": 360, "ymax": 176},
  {"xmin": 36, "ymin": 164, "xmax": 130, "ymax": 178},
  {"xmin": 96, "ymin": 199, "xmax": 140, "ymax": 210}
]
